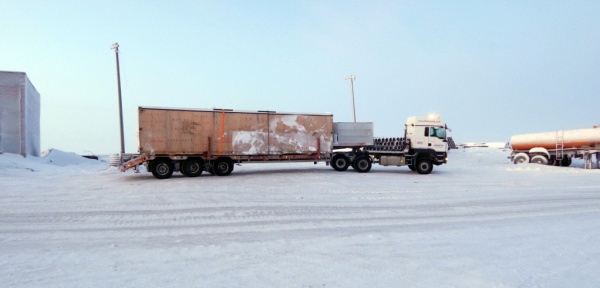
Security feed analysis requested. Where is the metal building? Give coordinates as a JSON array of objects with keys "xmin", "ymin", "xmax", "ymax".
[{"xmin": 0, "ymin": 71, "xmax": 40, "ymax": 157}]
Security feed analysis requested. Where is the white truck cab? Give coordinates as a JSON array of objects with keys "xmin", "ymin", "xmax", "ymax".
[{"xmin": 405, "ymin": 114, "xmax": 448, "ymax": 153}]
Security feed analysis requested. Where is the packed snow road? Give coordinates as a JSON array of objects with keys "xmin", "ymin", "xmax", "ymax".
[{"xmin": 1, "ymin": 148, "xmax": 600, "ymax": 287}]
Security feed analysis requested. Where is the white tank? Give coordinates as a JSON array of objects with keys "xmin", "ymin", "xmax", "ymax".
[{"xmin": 511, "ymin": 127, "xmax": 600, "ymax": 151}]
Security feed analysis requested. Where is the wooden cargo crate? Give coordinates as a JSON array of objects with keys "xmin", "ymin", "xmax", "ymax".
[{"xmin": 138, "ymin": 107, "xmax": 333, "ymax": 157}]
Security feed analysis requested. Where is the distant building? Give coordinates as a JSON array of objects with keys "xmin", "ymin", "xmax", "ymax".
[{"xmin": 0, "ymin": 71, "xmax": 40, "ymax": 157}]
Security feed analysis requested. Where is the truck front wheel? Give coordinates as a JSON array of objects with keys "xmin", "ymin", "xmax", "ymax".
[
  {"xmin": 415, "ymin": 158, "xmax": 433, "ymax": 174},
  {"xmin": 151, "ymin": 159, "xmax": 174, "ymax": 179},
  {"xmin": 331, "ymin": 154, "xmax": 350, "ymax": 171}
]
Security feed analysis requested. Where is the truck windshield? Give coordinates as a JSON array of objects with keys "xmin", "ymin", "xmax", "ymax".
[{"xmin": 431, "ymin": 127, "xmax": 446, "ymax": 139}]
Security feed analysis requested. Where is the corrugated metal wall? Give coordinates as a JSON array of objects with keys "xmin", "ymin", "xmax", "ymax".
[{"xmin": 0, "ymin": 71, "xmax": 40, "ymax": 157}]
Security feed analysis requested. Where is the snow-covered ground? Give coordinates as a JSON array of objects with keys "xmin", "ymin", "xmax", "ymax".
[{"xmin": 1, "ymin": 148, "xmax": 600, "ymax": 287}]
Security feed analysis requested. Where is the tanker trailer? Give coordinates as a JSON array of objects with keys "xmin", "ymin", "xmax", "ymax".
[{"xmin": 510, "ymin": 126, "xmax": 600, "ymax": 167}]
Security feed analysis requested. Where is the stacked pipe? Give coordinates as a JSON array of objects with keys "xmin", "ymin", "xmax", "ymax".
[{"xmin": 368, "ymin": 137, "xmax": 406, "ymax": 151}]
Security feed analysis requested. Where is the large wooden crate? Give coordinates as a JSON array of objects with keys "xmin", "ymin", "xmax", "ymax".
[{"xmin": 138, "ymin": 107, "xmax": 333, "ymax": 156}]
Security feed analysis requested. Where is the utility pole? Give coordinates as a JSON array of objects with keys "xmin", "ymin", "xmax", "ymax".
[
  {"xmin": 346, "ymin": 75, "xmax": 356, "ymax": 122},
  {"xmin": 111, "ymin": 42, "xmax": 125, "ymax": 154}
]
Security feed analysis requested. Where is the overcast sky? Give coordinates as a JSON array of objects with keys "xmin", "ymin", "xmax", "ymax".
[{"xmin": 2, "ymin": 1, "xmax": 599, "ymax": 154}]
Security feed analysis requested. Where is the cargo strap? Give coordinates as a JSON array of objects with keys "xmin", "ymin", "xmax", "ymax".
[{"xmin": 218, "ymin": 109, "xmax": 225, "ymax": 156}]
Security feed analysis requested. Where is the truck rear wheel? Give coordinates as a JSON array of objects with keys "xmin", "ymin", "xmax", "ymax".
[
  {"xmin": 353, "ymin": 156, "xmax": 372, "ymax": 173},
  {"xmin": 415, "ymin": 158, "xmax": 433, "ymax": 174},
  {"xmin": 151, "ymin": 158, "xmax": 174, "ymax": 179},
  {"xmin": 213, "ymin": 158, "xmax": 234, "ymax": 176},
  {"xmin": 182, "ymin": 158, "xmax": 204, "ymax": 177},
  {"xmin": 331, "ymin": 154, "xmax": 350, "ymax": 171},
  {"xmin": 531, "ymin": 155, "xmax": 548, "ymax": 165}
]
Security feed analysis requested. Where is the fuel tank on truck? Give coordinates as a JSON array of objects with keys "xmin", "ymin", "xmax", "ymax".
[{"xmin": 511, "ymin": 127, "xmax": 600, "ymax": 151}]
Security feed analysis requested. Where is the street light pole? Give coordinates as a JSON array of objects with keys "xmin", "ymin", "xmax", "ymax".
[
  {"xmin": 111, "ymin": 42, "xmax": 125, "ymax": 154},
  {"xmin": 346, "ymin": 75, "xmax": 356, "ymax": 122}
]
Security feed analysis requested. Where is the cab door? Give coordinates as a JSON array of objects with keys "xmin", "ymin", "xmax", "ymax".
[{"xmin": 410, "ymin": 125, "xmax": 431, "ymax": 149}]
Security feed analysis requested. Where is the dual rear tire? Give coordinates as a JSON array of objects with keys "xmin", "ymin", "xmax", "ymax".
[
  {"xmin": 330, "ymin": 154, "xmax": 372, "ymax": 173},
  {"xmin": 353, "ymin": 156, "xmax": 372, "ymax": 173},
  {"xmin": 211, "ymin": 158, "xmax": 234, "ymax": 176},
  {"xmin": 530, "ymin": 155, "xmax": 549, "ymax": 165},
  {"xmin": 331, "ymin": 154, "xmax": 351, "ymax": 171},
  {"xmin": 151, "ymin": 158, "xmax": 174, "ymax": 179},
  {"xmin": 182, "ymin": 158, "xmax": 204, "ymax": 177}
]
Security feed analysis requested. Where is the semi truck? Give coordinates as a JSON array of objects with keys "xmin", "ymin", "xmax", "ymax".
[
  {"xmin": 115, "ymin": 107, "xmax": 449, "ymax": 179},
  {"xmin": 510, "ymin": 126, "xmax": 600, "ymax": 168}
]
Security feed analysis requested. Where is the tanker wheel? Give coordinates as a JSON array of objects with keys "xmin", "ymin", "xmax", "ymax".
[
  {"xmin": 331, "ymin": 154, "xmax": 350, "ymax": 171},
  {"xmin": 561, "ymin": 157, "xmax": 572, "ymax": 167},
  {"xmin": 353, "ymin": 156, "xmax": 372, "ymax": 173},
  {"xmin": 531, "ymin": 155, "xmax": 549, "ymax": 165},
  {"xmin": 415, "ymin": 158, "xmax": 433, "ymax": 174},
  {"xmin": 151, "ymin": 158, "xmax": 174, "ymax": 179},
  {"xmin": 182, "ymin": 158, "xmax": 204, "ymax": 177},
  {"xmin": 408, "ymin": 164, "xmax": 416, "ymax": 171},
  {"xmin": 513, "ymin": 153, "xmax": 530, "ymax": 164},
  {"xmin": 213, "ymin": 158, "xmax": 234, "ymax": 176}
]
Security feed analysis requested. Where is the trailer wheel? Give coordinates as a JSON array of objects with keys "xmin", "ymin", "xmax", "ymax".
[
  {"xmin": 513, "ymin": 153, "xmax": 530, "ymax": 164},
  {"xmin": 151, "ymin": 159, "xmax": 174, "ymax": 179},
  {"xmin": 415, "ymin": 158, "xmax": 433, "ymax": 174},
  {"xmin": 531, "ymin": 155, "xmax": 548, "ymax": 165},
  {"xmin": 213, "ymin": 158, "xmax": 234, "ymax": 176},
  {"xmin": 353, "ymin": 156, "xmax": 372, "ymax": 173},
  {"xmin": 561, "ymin": 157, "xmax": 572, "ymax": 167},
  {"xmin": 182, "ymin": 158, "xmax": 204, "ymax": 177},
  {"xmin": 331, "ymin": 154, "xmax": 350, "ymax": 171}
]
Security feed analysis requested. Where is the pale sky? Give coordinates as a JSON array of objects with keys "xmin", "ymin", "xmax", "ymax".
[{"xmin": 2, "ymin": 1, "xmax": 599, "ymax": 155}]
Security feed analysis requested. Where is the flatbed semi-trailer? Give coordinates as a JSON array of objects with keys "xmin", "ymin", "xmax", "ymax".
[{"xmin": 116, "ymin": 107, "xmax": 449, "ymax": 178}]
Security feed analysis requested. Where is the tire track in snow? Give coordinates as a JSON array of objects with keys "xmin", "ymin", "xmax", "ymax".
[{"xmin": 2, "ymin": 194, "xmax": 600, "ymax": 243}]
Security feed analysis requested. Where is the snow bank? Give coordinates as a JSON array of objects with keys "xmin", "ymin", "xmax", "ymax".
[
  {"xmin": 40, "ymin": 149, "xmax": 102, "ymax": 166},
  {"xmin": 0, "ymin": 148, "xmax": 108, "ymax": 174}
]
